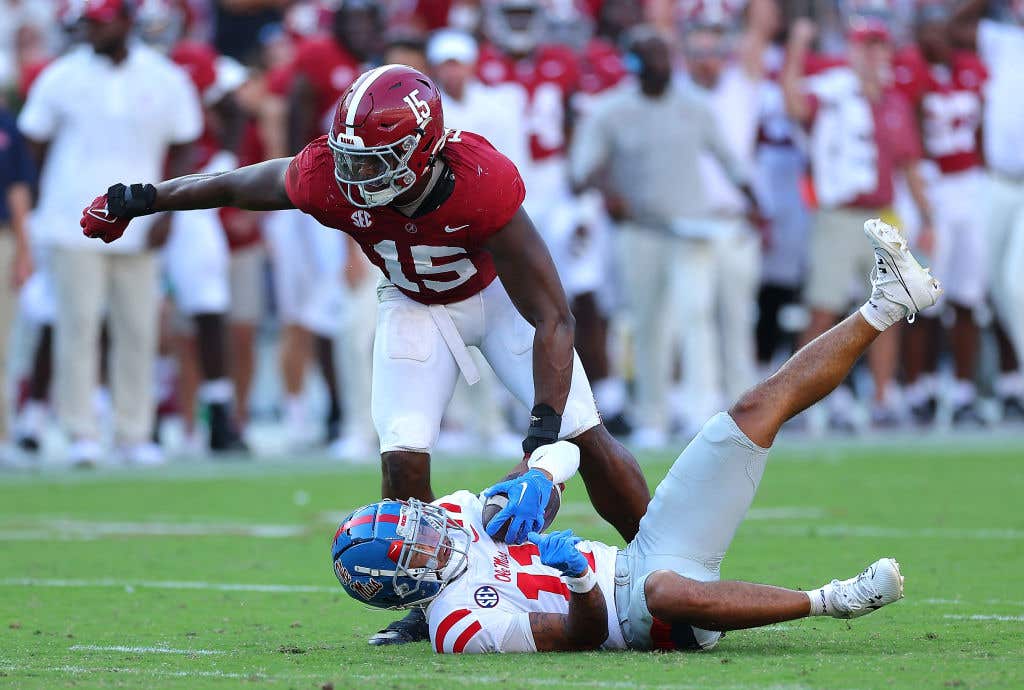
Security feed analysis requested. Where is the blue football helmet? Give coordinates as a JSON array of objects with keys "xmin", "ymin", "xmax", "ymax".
[{"xmin": 330, "ymin": 499, "xmax": 471, "ymax": 609}]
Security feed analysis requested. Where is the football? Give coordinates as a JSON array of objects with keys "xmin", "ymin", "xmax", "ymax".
[{"xmin": 481, "ymin": 483, "xmax": 562, "ymax": 542}]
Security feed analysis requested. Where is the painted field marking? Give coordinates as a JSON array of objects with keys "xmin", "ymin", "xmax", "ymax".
[
  {"xmin": 0, "ymin": 519, "xmax": 305, "ymax": 540},
  {"xmin": 943, "ymin": 614, "xmax": 1024, "ymax": 622},
  {"xmin": 0, "ymin": 577, "xmax": 336, "ymax": 593},
  {"xmin": 70, "ymin": 645, "xmax": 224, "ymax": 655},
  {"xmin": 0, "ymin": 664, "xmax": 815, "ymax": 690},
  {"xmin": 747, "ymin": 524, "xmax": 1024, "ymax": 540}
]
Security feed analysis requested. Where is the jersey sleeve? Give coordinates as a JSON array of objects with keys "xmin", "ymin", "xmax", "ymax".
[
  {"xmin": 431, "ymin": 606, "xmax": 537, "ymax": 654},
  {"xmin": 284, "ymin": 136, "xmax": 330, "ymax": 215}
]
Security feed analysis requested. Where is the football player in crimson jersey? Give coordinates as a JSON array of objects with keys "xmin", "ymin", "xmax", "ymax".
[
  {"xmin": 80, "ymin": 63, "xmax": 652, "ymax": 643},
  {"xmin": 330, "ymin": 218, "xmax": 941, "ymax": 652},
  {"xmin": 894, "ymin": 4, "xmax": 989, "ymax": 426},
  {"xmin": 163, "ymin": 40, "xmax": 250, "ymax": 453}
]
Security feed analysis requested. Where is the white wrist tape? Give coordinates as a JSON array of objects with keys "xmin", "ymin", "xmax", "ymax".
[
  {"xmin": 565, "ymin": 567, "xmax": 597, "ymax": 594},
  {"xmin": 528, "ymin": 441, "xmax": 580, "ymax": 485}
]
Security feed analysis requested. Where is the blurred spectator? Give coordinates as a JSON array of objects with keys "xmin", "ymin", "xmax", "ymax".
[
  {"xmin": 17, "ymin": 0, "xmax": 202, "ymax": 466},
  {"xmin": 572, "ymin": 27, "xmax": 759, "ymax": 448},
  {"xmin": 781, "ymin": 16, "xmax": 934, "ymax": 429},
  {"xmin": 894, "ymin": 3, "xmax": 988, "ymax": 425},
  {"xmin": 264, "ymin": 0, "xmax": 384, "ymax": 448},
  {"xmin": 425, "ymin": 28, "xmax": 527, "ymax": 458},
  {"xmin": 0, "ymin": 103, "xmax": 34, "ymax": 463},
  {"xmin": 683, "ymin": 20, "xmax": 764, "ymax": 423},
  {"xmin": 213, "ymin": 0, "xmax": 284, "ymax": 62},
  {"xmin": 952, "ymin": 0, "xmax": 1024, "ymax": 418},
  {"xmin": 161, "ymin": 40, "xmax": 250, "ymax": 452},
  {"xmin": 746, "ymin": 0, "xmax": 811, "ymax": 372}
]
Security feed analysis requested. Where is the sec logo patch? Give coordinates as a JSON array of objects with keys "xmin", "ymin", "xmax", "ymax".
[{"xmin": 474, "ymin": 585, "xmax": 500, "ymax": 608}]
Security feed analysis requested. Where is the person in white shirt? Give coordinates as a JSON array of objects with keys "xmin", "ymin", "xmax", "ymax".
[
  {"xmin": 681, "ymin": 20, "xmax": 766, "ymax": 430},
  {"xmin": 951, "ymin": 0, "xmax": 1024, "ymax": 418},
  {"xmin": 17, "ymin": 0, "xmax": 201, "ymax": 466}
]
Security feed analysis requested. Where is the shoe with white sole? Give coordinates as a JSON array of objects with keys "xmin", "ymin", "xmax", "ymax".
[
  {"xmin": 862, "ymin": 219, "xmax": 943, "ymax": 324},
  {"xmin": 827, "ymin": 557, "xmax": 905, "ymax": 619}
]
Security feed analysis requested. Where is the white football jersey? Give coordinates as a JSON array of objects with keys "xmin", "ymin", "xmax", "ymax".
[{"xmin": 426, "ymin": 490, "xmax": 626, "ymax": 654}]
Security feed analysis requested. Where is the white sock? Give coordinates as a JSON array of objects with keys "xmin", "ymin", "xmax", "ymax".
[
  {"xmin": 859, "ymin": 296, "xmax": 906, "ymax": 332},
  {"xmin": 199, "ymin": 378, "xmax": 234, "ymax": 404},
  {"xmin": 805, "ymin": 583, "xmax": 834, "ymax": 616}
]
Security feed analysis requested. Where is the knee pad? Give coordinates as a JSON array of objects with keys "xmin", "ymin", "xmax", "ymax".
[{"xmin": 374, "ymin": 412, "xmax": 437, "ymax": 454}]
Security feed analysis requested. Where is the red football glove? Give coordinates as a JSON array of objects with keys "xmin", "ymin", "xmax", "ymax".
[{"xmin": 81, "ymin": 195, "xmax": 131, "ymax": 244}]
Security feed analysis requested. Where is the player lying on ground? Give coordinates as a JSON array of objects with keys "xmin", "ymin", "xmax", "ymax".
[
  {"xmin": 79, "ymin": 64, "xmax": 652, "ymax": 644},
  {"xmin": 331, "ymin": 219, "xmax": 940, "ymax": 652}
]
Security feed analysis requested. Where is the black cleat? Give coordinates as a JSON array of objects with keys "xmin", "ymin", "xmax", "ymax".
[
  {"xmin": 209, "ymin": 403, "xmax": 250, "ymax": 456},
  {"xmin": 1003, "ymin": 395, "xmax": 1024, "ymax": 422},
  {"xmin": 910, "ymin": 397, "xmax": 938, "ymax": 426},
  {"xmin": 368, "ymin": 607, "xmax": 429, "ymax": 646},
  {"xmin": 16, "ymin": 435, "xmax": 39, "ymax": 453},
  {"xmin": 952, "ymin": 402, "xmax": 987, "ymax": 427}
]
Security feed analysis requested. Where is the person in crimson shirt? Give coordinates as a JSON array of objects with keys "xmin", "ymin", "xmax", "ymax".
[
  {"xmin": 781, "ymin": 15, "xmax": 935, "ymax": 429},
  {"xmin": 893, "ymin": 3, "xmax": 989, "ymax": 426},
  {"xmin": 164, "ymin": 40, "xmax": 250, "ymax": 453},
  {"xmin": 287, "ymin": 0, "xmax": 382, "ymax": 153},
  {"xmin": 479, "ymin": 0, "xmax": 631, "ymax": 434},
  {"xmin": 80, "ymin": 64, "xmax": 651, "ymax": 645}
]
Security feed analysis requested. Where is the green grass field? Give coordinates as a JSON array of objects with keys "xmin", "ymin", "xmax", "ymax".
[{"xmin": 2, "ymin": 438, "xmax": 1023, "ymax": 689}]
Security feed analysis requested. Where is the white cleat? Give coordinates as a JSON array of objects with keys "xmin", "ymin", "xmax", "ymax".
[
  {"xmin": 827, "ymin": 557, "xmax": 905, "ymax": 619},
  {"xmin": 862, "ymin": 219, "xmax": 943, "ymax": 323}
]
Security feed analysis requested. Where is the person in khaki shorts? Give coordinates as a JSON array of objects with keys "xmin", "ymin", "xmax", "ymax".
[
  {"xmin": 0, "ymin": 106, "xmax": 35, "ymax": 463},
  {"xmin": 782, "ymin": 16, "xmax": 934, "ymax": 426}
]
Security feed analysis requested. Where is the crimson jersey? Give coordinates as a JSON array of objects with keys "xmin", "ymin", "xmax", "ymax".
[
  {"xmin": 291, "ymin": 36, "xmax": 360, "ymax": 124},
  {"xmin": 426, "ymin": 490, "xmax": 625, "ymax": 654},
  {"xmin": 476, "ymin": 44, "xmax": 581, "ymax": 162},
  {"xmin": 894, "ymin": 48, "xmax": 987, "ymax": 174},
  {"xmin": 284, "ymin": 131, "xmax": 525, "ymax": 306}
]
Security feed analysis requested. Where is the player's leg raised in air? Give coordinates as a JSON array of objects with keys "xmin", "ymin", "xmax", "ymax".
[{"xmin": 617, "ymin": 220, "xmax": 940, "ymax": 650}]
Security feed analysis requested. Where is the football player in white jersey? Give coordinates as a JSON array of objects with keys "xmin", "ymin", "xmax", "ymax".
[{"xmin": 331, "ymin": 219, "xmax": 941, "ymax": 652}]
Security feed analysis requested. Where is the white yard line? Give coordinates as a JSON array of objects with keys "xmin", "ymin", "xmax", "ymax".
[
  {"xmin": 70, "ymin": 645, "xmax": 224, "ymax": 655},
  {"xmin": 943, "ymin": 614, "xmax": 1024, "ymax": 622},
  {"xmin": 0, "ymin": 577, "xmax": 336, "ymax": 593},
  {"xmin": 0, "ymin": 519, "xmax": 305, "ymax": 540},
  {"xmin": 0, "ymin": 664, "xmax": 818, "ymax": 690},
  {"xmin": 747, "ymin": 524, "xmax": 1024, "ymax": 540}
]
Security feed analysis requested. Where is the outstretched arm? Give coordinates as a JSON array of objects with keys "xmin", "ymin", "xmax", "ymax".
[
  {"xmin": 152, "ymin": 158, "xmax": 294, "ymax": 211},
  {"xmin": 485, "ymin": 207, "xmax": 575, "ymax": 453},
  {"xmin": 82, "ymin": 159, "xmax": 295, "ymax": 244}
]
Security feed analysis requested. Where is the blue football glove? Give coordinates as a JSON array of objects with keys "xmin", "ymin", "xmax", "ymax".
[
  {"xmin": 482, "ymin": 468, "xmax": 553, "ymax": 544},
  {"xmin": 527, "ymin": 529, "xmax": 588, "ymax": 578}
]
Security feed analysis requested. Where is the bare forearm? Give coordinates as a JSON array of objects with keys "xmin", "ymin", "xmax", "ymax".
[
  {"xmin": 532, "ymin": 317, "xmax": 575, "ymax": 413},
  {"xmin": 904, "ymin": 163, "xmax": 934, "ymax": 228},
  {"xmin": 6, "ymin": 184, "xmax": 31, "ymax": 243},
  {"xmin": 530, "ymin": 585, "xmax": 608, "ymax": 651},
  {"xmin": 152, "ymin": 159, "xmax": 293, "ymax": 212}
]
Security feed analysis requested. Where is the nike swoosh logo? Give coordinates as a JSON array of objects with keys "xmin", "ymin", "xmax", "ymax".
[
  {"xmin": 444, "ymin": 224, "xmax": 469, "ymax": 233},
  {"xmin": 87, "ymin": 207, "xmax": 118, "ymax": 224},
  {"xmin": 519, "ymin": 482, "xmax": 529, "ymax": 501}
]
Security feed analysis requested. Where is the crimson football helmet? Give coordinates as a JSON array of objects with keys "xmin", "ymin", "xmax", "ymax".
[{"xmin": 328, "ymin": 64, "xmax": 447, "ymax": 208}]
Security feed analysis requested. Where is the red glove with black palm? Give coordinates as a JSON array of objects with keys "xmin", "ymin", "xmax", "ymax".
[{"xmin": 81, "ymin": 183, "xmax": 158, "ymax": 244}]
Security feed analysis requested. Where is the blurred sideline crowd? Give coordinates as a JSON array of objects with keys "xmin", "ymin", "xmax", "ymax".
[{"xmin": 2, "ymin": 0, "xmax": 1024, "ymax": 468}]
